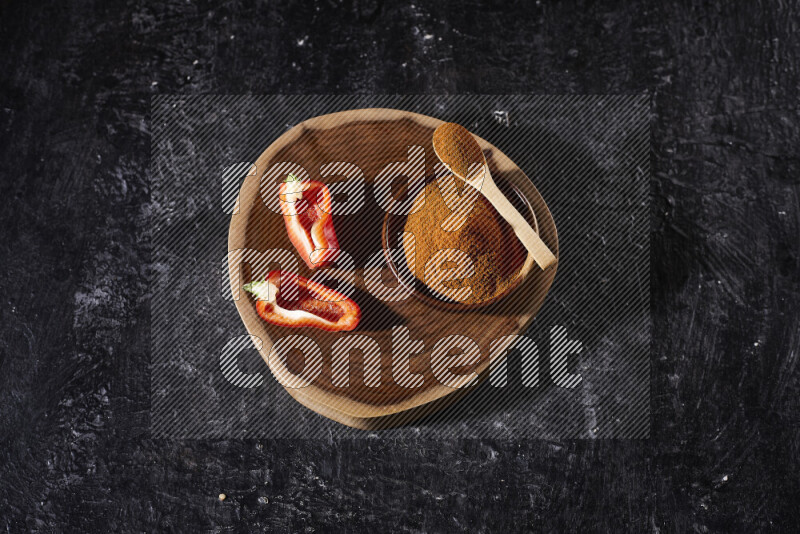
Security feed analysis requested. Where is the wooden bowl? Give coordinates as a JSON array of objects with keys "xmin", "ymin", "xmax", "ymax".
[
  {"xmin": 228, "ymin": 108, "xmax": 559, "ymax": 429},
  {"xmin": 381, "ymin": 177, "xmax": 540, "ymax": 312}
]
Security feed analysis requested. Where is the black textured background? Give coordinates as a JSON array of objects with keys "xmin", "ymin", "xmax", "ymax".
[{"xmin": 1, "ymin": 1, "xmax": 798, "ymax": 532}]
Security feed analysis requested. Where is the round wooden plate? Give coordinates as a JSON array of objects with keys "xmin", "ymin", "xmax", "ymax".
[{"xmin": 228, "ymin": 108, "xmax": 559, "ymax": 429}]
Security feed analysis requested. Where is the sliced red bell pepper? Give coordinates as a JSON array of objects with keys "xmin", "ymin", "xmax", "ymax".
[
  {"xmin": 279, "ymin": 174, "xmax": 340, "ymax": 270},
  {"xmin": 243, "ymin": 270, "xmax": 360, "ymax": 331}
]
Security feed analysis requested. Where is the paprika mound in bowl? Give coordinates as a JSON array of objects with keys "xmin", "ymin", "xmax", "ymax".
[{"xmin": 382, "ymin": 175, "xmax": 538, "ymax": 311}]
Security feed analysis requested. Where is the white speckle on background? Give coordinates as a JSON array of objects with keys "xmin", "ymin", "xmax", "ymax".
[{"xmin": 493, "ymin": 110, "xmax": 510, "ymax": 127}]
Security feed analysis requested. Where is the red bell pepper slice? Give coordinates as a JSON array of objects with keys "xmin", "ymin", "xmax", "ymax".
[
  {"xmin": 243, "ymin": 271, "xmax": 360, "ymax": 332},
  {"xmin": 279, "ymin": 174, "xmax": 340, "ymax": 270}
]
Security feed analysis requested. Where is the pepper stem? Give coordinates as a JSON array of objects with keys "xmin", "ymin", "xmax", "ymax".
[{"xmin": 242, "ymin": 280, "xmax": 273, "ymax": 301}]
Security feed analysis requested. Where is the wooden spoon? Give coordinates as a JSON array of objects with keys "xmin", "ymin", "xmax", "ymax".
[{"xmin": 432, "ymin": 122, "xmax": 557, "ymax": 272}]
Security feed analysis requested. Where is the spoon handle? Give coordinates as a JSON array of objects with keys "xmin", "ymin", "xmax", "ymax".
[{"xmin": 479, "ymin": 177, "xmax": 557, "ymax": 271}]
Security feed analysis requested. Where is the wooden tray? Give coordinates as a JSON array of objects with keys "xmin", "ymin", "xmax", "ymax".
[{"xmin": 228, "ymin": 108, "xmax": 558, "ymax": 429}]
